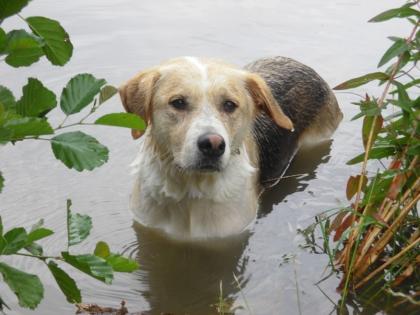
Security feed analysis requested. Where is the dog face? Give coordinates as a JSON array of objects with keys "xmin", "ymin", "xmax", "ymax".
[{"xmin": 120, "ymin": 57, "xmax": 293, "ymax": 172}]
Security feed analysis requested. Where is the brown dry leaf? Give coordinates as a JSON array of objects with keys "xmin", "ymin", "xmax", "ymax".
[
  {"xmin": 329, "ymin": 211, "xmax": 347, "ymax": 234},
  {"xmin": 333, "ymin": 213, "xmax": 353, "ymax": 242},
  {"xmin": 388, "ymin": 174, "xmax": 404, "ymax": 200},
  {"xmin": 346, "ymin": 175, "xmax": 368, "ymax": 200}
]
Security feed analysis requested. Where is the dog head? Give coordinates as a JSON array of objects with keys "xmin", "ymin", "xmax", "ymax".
[{"xmin": 119, "ymin": 57, "xmax": 293, "ymax": 172}]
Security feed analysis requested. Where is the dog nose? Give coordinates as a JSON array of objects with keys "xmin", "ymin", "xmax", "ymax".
[{"xmin": 197, "ymin": 133, "xmax": 225, "ymax": 158}]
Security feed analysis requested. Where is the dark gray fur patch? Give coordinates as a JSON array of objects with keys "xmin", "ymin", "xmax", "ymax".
[{"xmin": 244, "ymin": 56, "xmax": 331, "ymax": 185}]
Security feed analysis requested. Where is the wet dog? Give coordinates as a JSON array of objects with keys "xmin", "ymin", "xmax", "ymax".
[{"xmin": 119, "ymin": 56, "xmax": 342, "ymax": 239}]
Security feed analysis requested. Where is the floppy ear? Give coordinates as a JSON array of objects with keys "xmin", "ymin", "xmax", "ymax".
[
  {"xmin": 119, "ymin": 68, "xmax": 160, "ymax": 139},
  {"xmin": 246, "ymin": 73, "xmax": 294, "ymax": 131}
]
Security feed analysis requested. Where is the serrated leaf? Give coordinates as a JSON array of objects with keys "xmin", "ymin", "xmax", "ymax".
[
  {"xmin": 2, "ymin": 117, "xmax": 53, "ymax": 141},
  {"xmin": 16, "ymin": 78, "xmax": 57, "ymax": 117},
  {"xmin": 369, "ymin": 7, "xmax": 420, "ymax": 23},
  {"xmin": 95, "ymin": 112, "xmax": 146, "ymax": 130},
  {"xmin": 61, "ymin": 252, "xmax": 113, "ymax": 284},
  {"xmin": 347, "ymin": 146, "xmax": 395, "ymax": 165},
  {"xmin": 334, "ymin": 72, "xmax": 389, "ymax": 90},
  {"xmin": 99, "ymin": 85, "xmax": 118, "ymax": 104},
  {"xmin": 47, "ymin": 261, "xmax": 81, "ymax": 303},
  {"xmin": 66, "ymin": 199, "xmax": 92, "ymax": 246},
  {"xmin": 27, "ymin": 228, "xmax": 53, "ymax": 243},
  {"xmin": 4, "ymin": 30, "xmax": 44, "ymax": 67},
  {"xmin": 25, "ymin": 16, "xmax": 73, "ymax": 66},
  {"xmin": 0, "ymin": 85, "xmax": 16, "ymax": 110},
  {"xmin": 362, "ymin": 115, "xmax": 383, "ymax": 149},
  {"xmin": 106, "ymin": 254, "xmax": 139, "ymax": 272},
  {"xmin": 378, "ymin": 39, "xmax": 409, "ymax": 67},
  {"xmin": 51, "ymin": 131, "xmax": 109, "ymax": 171},
  {"xmin": 94, "ymin": 241, "xmax": 110, "ymax": 258},
  {"xmin": 2, "ymin": 227, "xmax": 28, "ymax": 254},
  {"xmin": 60, "ymin": 74, "xmax": 106, "ymax": 115},
  {"xmin": 0, "ymin": 262, "xmax": 43, "ymax": 309},
  {"xmin": 0, "ymin": 0, "xmax": 30, "ymax": 19}
]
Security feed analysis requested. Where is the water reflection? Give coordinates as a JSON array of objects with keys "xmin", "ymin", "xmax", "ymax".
[
  {"xmin": 129, "ymin": 140, "xmax": 333, "ymax": 314},
  {"xmin": 132, "ymin": 223, "xmax": 251, "ymax": 314},
  {"xmin": 259, "ymin": 139, "xmax": 333, "ymax": 216}
]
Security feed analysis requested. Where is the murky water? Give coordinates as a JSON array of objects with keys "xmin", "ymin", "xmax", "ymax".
[{"xmin": 0, "ymin": 1, "xmax": 410, "ymax": 314}]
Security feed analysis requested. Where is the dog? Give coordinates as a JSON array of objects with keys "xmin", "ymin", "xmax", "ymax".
[{"xmin": 119, "ymin": 56, "xmax": 342, "ymax": 240}]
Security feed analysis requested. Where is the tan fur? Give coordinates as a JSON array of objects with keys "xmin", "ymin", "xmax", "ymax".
[
  {"xmin": 120, "ymin": 56, "xmax": 340, "ymax": 239},
  {"xmin": 245, "ymin": 74, "xmax": 294, "ymax": 131},
  {"xmin": 119, "ymin": 57, "xmax": 293, "ymax": 190}
]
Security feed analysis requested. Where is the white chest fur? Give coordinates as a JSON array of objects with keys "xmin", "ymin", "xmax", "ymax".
[{"xmin": 129, "ymin": 136, "xmax": 259, "ymax": 239}]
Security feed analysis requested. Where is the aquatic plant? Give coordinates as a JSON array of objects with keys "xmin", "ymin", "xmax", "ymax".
[
  {"xmin": 304, "ymin": 1, "xmax": 419, "ymax": 313},
  {"xmin": 0, "ymin": 0, "xmax": 144, "ymax": 311}
]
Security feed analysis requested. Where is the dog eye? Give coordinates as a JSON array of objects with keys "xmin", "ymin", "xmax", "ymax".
[
  {"xmin": 222, "ymin": 100, "xmax": 237, "ymax": 113},
  {"xmin": 169, "ymin": 98, "xmax": 187, "ymax": 110}
]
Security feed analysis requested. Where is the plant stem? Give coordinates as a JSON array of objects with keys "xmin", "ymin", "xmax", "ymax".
[
  {"xmin": 344, "ymin": 20, "xmax": 419, "ymax": 272},
  {"xmin": 355, "ymin": 235, "xmax": 420, "ymax": 289},
  {"xmin": 15, "ymin": 252, "xmax": 62, "ymax": 260}
]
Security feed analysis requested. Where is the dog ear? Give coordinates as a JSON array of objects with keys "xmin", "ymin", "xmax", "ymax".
[
  {"xmin": 119, "ymin": 69, "xmax": 160, "ymax": 139},
  {"xmin": 246, "ymin": 73, "xmax": 294, "ymax": 131}
]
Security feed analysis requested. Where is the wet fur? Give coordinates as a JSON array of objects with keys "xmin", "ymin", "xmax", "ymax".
[
  {"xmin": 245, "ymin": 57, "xmax": 343, "ymax": 185},
  {"xmin": 120, "ymin": 56, "xmax": 342, "ymax": 240}
]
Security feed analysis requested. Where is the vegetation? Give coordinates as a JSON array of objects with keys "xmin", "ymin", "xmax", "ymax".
[
  {"xmin": 0, "ymin": 0, "xmax": 145, "ymax": 312},
  {"xmin": 302, "ymin": 1, "xmax": 419, "ymax": 313}
]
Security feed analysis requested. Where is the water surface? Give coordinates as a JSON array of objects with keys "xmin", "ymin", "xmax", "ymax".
[{"xmin": 0, "ymin": 1, "xmax": 408, "ymax": 314}]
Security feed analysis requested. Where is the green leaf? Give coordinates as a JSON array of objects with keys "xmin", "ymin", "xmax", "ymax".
[
  {"xmin": 0, "ymin": 262, "xmax": 43, "ymax": 309},
  {"xmin": 407, "ymin": 143, "xmax": 420, "ymax": 156},
  {"xmin": 378, "ymin": 39, "xmax": 409, "ymax": 67},
  {"xmin": 66, "ymin": 199, "xmax": 92, "ymax": 246},
  {"xmin": 333, "ymin": 72, "xmax": 389, "ymax": 90},
  {"xmin": 0, "ymin": 85, "xmax": 16, "ymax": 110},
  {"xmin": 27, "ymin": 228, "xmax": 53, "ymax": 243},
  {"xmin": 0, "ymin": 27, "xmax": 6, "ymax": 52},
  {"xmin": 99, "ymin": 85, "xmax": 118, "ymax": 105},
  {"xmin": 93, "ymin": 241, "xmax": 138, "ymax": 272},
  {"xmin": 24, "ymin": 242, "xmax": 43, "ymax": 256},
  {"xmin": 106, "ymin": 254, "xmax": 139, "ymax": 272},
  {"xmin": 47, "ymin": 261, "xmax": 81, "ymax": 304},
  {"xmin": 369, "ymin": 7, "xmax": 420, "ymax": 22},
  {"xmin": 347, "ymin": 146, "xmax": 395, "ymax": 165},
  {"xmin": 61, "ymin": 252, "xmax": 113, "ymax": 284},
  {"xmin": 4, "ymin": 30, "xmax": 44, "ymax": 67},
  {"xmin": 0, "ymin": 171, "xmax": 3, "ymax": 193},
  {"xmin": 51, "ymin": 131, "xmax": 109, "ymax": 171},
  {"xmin": 394, "ymin": 81, "xmax": 413, "ymax": 114},
  {"xmin": 362, "ymin": 115, "xmax": 383, "ymax": 149},
  {"xmin": 94, "ymin": 241, "xmax": 110, "ymax": 258},
  {"xmin": 16, "ymin": 78, "xmax": 57, "ymax": 117},
  {"xmin": 60, "ymin": 74, "xmax": 106, "ymax": 115},
  {"xmin": 25, "ymin": 16, "xmax": 73, "ymax": 66},
  {"xmin": 95, "ymin": 112, "xmax": 146, "ymax": 130},
  {"xmin": 2, "ymin": 117, "xmax": 53, "ymax": 140},
  {"xmin": 2, "ymin": 227, "xmax": 28, "ymax": 254},
  {"xmin": 0, "ymin": 0, "xmax": 30, "ymax": 19}
]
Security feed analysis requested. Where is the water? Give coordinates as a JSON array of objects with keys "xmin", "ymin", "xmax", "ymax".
[{"xmin": 0, "ymin": 1, "xmax": 409, "ymax": 314}]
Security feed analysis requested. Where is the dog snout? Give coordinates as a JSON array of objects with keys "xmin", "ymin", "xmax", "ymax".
[{"xmin": 197, "ymin": 133, "xmax": 226, "ymax": 158}]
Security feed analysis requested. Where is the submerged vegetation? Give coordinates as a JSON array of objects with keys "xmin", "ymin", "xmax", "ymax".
[
  {"xmin": 0, "ymin": 0, "xmax": 145, "ymax": 312},
  {"xmin": 302, "ymin": 1, "xmax": 419, "ymax": 313}
]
